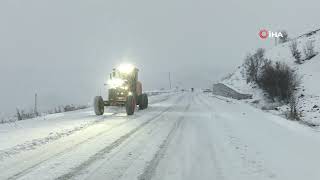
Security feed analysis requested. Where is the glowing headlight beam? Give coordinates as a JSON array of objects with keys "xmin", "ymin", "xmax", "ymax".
[{"xmin": 117, "ymin": 63, "xmax": 135, "ymax": 74}]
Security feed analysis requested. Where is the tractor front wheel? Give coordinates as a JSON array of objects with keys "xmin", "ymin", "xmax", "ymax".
[
  {"xmin": 126, "ymin": 95, "xmax": 136, "ymax": 115},
  {"xmin": 94, "ymin": 96, "xmax": 104, "ymax": 115}
]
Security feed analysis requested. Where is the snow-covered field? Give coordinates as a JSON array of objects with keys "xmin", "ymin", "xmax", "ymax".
[
  {"xmin": 2, "ymin": 92, "xmax": 320, "ymax": 180},
  {"xmin": 222, "ymin": 29, "xmax": 320, "ymax": 125}
]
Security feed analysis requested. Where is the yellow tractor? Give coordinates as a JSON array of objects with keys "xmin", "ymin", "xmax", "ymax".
[{"xmin": 94, "ymin": 64, "xmax": 148, "ymax": 116}]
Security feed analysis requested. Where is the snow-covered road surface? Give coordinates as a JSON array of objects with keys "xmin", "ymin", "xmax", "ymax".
[{"xmin": 1, "ymin": 92, "xmax": 320, "ymax": 180}]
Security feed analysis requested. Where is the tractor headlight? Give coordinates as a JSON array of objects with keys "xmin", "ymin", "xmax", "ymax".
[{"xmin": 107, "ymin": 78, "xmax": 125, "ymax": 88}]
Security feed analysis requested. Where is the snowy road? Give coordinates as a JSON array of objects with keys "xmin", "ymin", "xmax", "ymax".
[{"xmin": 1, "ymin": 92, "xmax": 320, "ymax": 180}]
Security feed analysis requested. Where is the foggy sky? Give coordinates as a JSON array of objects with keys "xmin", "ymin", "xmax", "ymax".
[{"xmin": 1, "ymin": 0, "xmax": 320, "ymax": 115}]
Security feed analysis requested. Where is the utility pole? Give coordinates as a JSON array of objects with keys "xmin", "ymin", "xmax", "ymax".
[
  {"xmin": 213, "ymin": 84, "xmax": 214, "ymax": 95},
  {"xmin": 169, "ymin": 72, "xmax": 172, "ymax": 89},
  {"xmin": 34, "ymin": 93, "xmax": 38, "ymax": 116}
]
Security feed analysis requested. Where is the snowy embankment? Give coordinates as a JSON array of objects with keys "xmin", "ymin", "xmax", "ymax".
[
  {"xmin": 212, "ymin": 83, "xmax": 252, "ymax": 100},
  {"xmin": 221, "ymin": 29, "xmax": 320, "ymax": 125},
  {"xmin": 0, "ymin": 91, "xmax": 177, "ymax": 160}
]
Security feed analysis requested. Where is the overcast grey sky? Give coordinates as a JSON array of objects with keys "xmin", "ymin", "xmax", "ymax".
[{"xmin": 0, "ymin": 0, "xmax": 319, "ymax": 115}]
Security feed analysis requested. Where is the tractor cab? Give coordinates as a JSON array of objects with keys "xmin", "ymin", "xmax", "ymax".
[{"xmin": 109, "ymin": 65, "xmax": 139, "ymax": 90}]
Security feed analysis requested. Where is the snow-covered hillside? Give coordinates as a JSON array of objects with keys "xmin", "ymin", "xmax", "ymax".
[{"xmin": 222, "ymin": 29, "xmax": 320, "ymax": 125}]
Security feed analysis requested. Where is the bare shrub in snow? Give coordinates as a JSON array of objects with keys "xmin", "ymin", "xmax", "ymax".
[
  {"xmin": 54, "ymin": 107, "xmax": 63, "ymax": 113},
  {"xmin": 64, "ymin": 105, "xmax": 76, "ymax": 112},
  {"xmin": 63, "ymin": 104, "xmax": 88, "ymax": 112},
  {"xmin": 48, "ymin": 104, "xmax": 89, "ymax": 114},
  {"xmin": 258, "ymin": 61, "xmax": 300, "ymax": 104},
  {"xmin": 16, "ymin": 108, "xmax": 22, "ymax": 121},
  {"xmin": 244, "ymin": 54, "xmax": 257, "ymax": 83},
  {"xmin": 278, "ymin": 30, "xmax": 289, "ymax": 44},
  {"xmin": 16, "ymin": 108, "xmax": 38, "ymax": 121},
  {"xmin": 288, "ymin": 95, "xmax": 301, "ymax": 120},
  {"xmin": 289, "ymin": 41, "xmax": 302, "ymax": 64},
  {"xmin": 2, "ymin": 104, "xmax": 89, "ymax": 124},
  {"xmin": 0, "ymin": 117, "xmax": 4, "ymax": 124},
  {"xmin": 303, "ymin": 40, "xmax": 318, "ymax": 60},
  {"xmin": 244, "ymin": 48, "xmax": 266, "ymax": 83}
]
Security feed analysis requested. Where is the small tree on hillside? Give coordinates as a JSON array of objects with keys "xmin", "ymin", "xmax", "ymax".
[
  {"xmin": 16, "ymin": 108, "xmax": 22, "ymax": 121},
  {"xmin": 244, "ymin": 48, "xmax": 266, "ymax": 83},
  {"xmin": 258, "ymin": 61, "xmax": 300, "ymax": 103},
  {"xmin": 303, "ymin": 40, "xmax": 318, "ymax": 60},
  {"xmin": 289, "ymin": 40, "xmax": 302, "ymax": 64},
  {"xmin": 288, "ymin": 95, "xmax": 300, "ymax": 120},
  {"xmin": 259, "ymin": 61, "xmax": 301, "ymax": 120},
  {"xmin": 278, "ymin": 30, "xmax": 289, "ymax": 44}
]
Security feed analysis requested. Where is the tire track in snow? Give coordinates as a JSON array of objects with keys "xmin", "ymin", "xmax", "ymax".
[
  {"xmin": 0, "ymin": 116, "xmax": 107, "ymax": 161},
  {"xmin": 7, "ymin": 95, "xmax": 183, "ymax": 180},
  {"xmin": 1, "ymin": 94, "xmax": 175, "ymax": 161},
  {"xmin": 200, "ymin": 93, "xmax": 276, "ymax": 179},
  {"xmin": 138, "ymin": 103, "xmax": 191, "ymax": 180},
  {"xmin": 188, "ymin": 93, "xmax": 226, "ymax": 180},
  {"xmin": 54, "ymin": 95, "xmax": 184, "ymax": 180},
  {"xmin": 7, "ymin": 115, "xmax": 133, "ymax": 180}
]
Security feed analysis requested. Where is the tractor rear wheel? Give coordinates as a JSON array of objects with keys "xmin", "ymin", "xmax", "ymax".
[
  {"xmin": 143, "ymin": 94, "xmax": 148, "ymax": 109},
  {"xmin": 94, "ymin": 96, "xmax": 104, "ymax": 115},
  {"xmin": 139, "ymin": 94, "xmax": 145, "ymax": 110},
  {"xmin": 139, "ymin": 94, "xmax": 148, "ymax": 110},
  {"xmin": 126, "ymin": 95, "xmax": 136, "ymax": 115}
]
